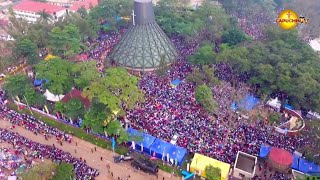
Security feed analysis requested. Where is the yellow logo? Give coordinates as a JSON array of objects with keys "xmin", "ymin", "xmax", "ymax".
[{"xmin": 276, "ymin": 9, "xmax": 309, "ymax": 30}]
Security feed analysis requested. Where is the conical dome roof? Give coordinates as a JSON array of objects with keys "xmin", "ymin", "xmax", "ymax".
[{"xmin": 108, "ymin": 0, "xmax": 177, "ymax": 71}]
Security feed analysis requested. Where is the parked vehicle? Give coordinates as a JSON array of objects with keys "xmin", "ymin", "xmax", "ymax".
[
  {"xmin": 131, "ymin": 157, "xmax": 159, "ymax": 174},
  {"xmin": 114, "ymin": 153, "xmax": 133, "ymax": 163}
]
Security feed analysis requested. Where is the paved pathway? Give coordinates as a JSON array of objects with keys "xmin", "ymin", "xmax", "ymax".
[{"xmin": 0, "ymin": 119, "xmax": 180, "ymax": 180}]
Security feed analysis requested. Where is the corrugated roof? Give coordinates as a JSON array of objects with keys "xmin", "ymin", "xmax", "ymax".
[{"xmin": 13, "ymin": 1, "xmax": 65, "ymax": 14}]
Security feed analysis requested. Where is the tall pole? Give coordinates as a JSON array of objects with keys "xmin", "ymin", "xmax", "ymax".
[
  {"xmin": 131, "ymin": 10, "xmax": 136, "ymax": 26},
  {"xmin": 23, "ymin": 95, "xmax": 33, "ymax": 116}
]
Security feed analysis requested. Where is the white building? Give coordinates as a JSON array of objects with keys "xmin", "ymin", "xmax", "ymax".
[{"xmin": 12, "ymin": 1, "xmax": 67, "ymax": 23}]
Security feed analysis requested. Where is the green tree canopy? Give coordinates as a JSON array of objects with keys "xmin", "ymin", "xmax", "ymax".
[
  {"xmin": 16, "ymin": 38, "xmax": 40, "ymax": 65},
  {"xmin": 72, "ymin": 61, "xmax": 100, "ymax": 89},
  {"xmin": 83, "ymin": 67, "xmax": 144, "ymax": 114},
  {"xmin": 188, "ymin": 43, "xmax": 216, "ymax": 67},
  {"xmin": 195, "ymin": 85, "xmax": 218, "ymax": 114},
  {"xmin": 3, "ymin": 74, "xmax": 33, "ymax": 98},
  {"xmin": 205, "ymin": 165, "xmax": 221, "ymax": 180},
  {"xmin": 48, "ymin": 24, "xmax": 82, "ymax": 57},
  {"xmin": 52, "ymin": 162, "xmax": 74, "ymax": 180},
  {"xmin": 82, "ymin": 98, "xmax": 113, "ymax": 134},
  {"xmin": 222, "ymin": 28, "xmax": 247, "ymax": 46},
  {"xmin": 35, "ymin": 58, "xmax": 74, "ymax": 94},
  {"xmin": 24, "ymin": 88, "xmax": 46, "ymax": 107},
  {"xmin": 61, "ymin": 98, "xmax": 86, "ymax": 119}
]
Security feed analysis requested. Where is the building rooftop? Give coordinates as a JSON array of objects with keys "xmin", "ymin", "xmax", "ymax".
[
  {"xmin": 46, "ymin": 0, "xmax": 72, "ymax": 4},
  {"xmin": 13, "ymin": 1, "xmax": 65, "ymax": 15}
]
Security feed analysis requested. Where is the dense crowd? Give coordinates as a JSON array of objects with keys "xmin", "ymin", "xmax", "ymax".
[
  {"xmin": 0, "ymin": 92, "xmax": 99, "ymax": 179},
  {"xmin": 88, "ymin": 29, "xmax": 127, "ymax": 72},
  {"xmin": 124, "ymin": 34, "xmax": 314, "ymax": 167},
  {"xmin": 0, "ymin": 128, "xmax": 99, "ymax": 179}
]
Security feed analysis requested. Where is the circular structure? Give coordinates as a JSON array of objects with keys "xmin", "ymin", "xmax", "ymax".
[
  {"xmin": 268, "ymin": 147, "xmax": 293, "ymax": 172},
  {"xmin": 108, "ymin": 0, "xmax": 177, "ymax": 72}
]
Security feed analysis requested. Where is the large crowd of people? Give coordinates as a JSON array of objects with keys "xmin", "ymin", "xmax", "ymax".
[
  {"xmin": 124, "ymin": 34, "xmax": 314, "ymax": 167},
  {"xmin": 0, "ymin": 128, "xmax": 99, "ymax": 179},
  {"xmin": 0, "ymin": 92, "xmax": 99, "ymax": 179},
  {"xmin": 0, "ymin": 22, "xmax": 315, "ymax": 180}
]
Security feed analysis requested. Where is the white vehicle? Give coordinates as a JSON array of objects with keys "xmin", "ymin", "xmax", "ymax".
[{"xmin": 170, "ymin": 134, "xmax": 179, "ymax": 145}]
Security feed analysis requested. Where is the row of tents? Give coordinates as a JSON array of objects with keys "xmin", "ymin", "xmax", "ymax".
[{"xmin": 126, "ymin": 128, "xmax": 231, "ymax": 180}]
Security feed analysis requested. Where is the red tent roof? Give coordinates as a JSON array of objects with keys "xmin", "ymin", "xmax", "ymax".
[
  {"xmin": 61, "ymin": 89, "xmax": 90, "ymax": 108},
  {"xmin": 13, "ymin": 1, "xmax": 65, "ymax": 15},
  {"xmin": 269, "ymin": 147, "xmax": 293, "ymax": 166}
]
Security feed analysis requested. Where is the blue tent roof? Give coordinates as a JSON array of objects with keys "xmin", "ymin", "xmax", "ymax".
[
  {"xmin": 171, "ymin": 79, "xmax": 181, "ymax": 86},
  {"xmin": 237, "ymin": 94, "xmax": 259, "ymax": 110},
  {"xmin": 150, "ymin": 138, "xmax": 187, "ymax": 166},
  {"xmin": 33, "ymin": 79, "xmax": 48, "ymax": 86},
  {"xmin": 298, "ymin": 158, "xmax": 320, "ymax": 176},
  {"xmin": 259, "ymin": 144, "xmax": 271, "ymax": 158},
  {"xmin": 284, "ymin": 104, "xmax": 294, "ymax": 110},
  {"xmin": 127, "ymin": 128, "xmax": 156, "ymax": 149},
  {"xmin": 231, "ymin": 102, "xmax": 237, "ymax": 110},
  {"xmin": 292, "ymin": 154, "xmax": 300, "ymax": 170}
]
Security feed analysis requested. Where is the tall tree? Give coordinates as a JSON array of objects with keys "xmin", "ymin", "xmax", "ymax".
[
  {"xmin": 195, "ymin": 85, "xmax": 218, "ymax": 114},
  {"xmin": 3, "ymin": 74, "xmax": 32, "ymax": 98},
  {"xmin": 16, "ymin": 38, "xmax": 40, "ymax": 65},
  {"xmin": 72, "ymin": 61, "xmax": 100, "ymax": 89},
  {"xmin": 222, "ymin": 28, "xmax": 247, "ymax": 46},
  {"xmin": 63, "ymin": 98, "xmax": 86, "ymax": 120},
  {"xmin": 37, "ymin": 10, "xmax": 52, "ymax": 22},
  {"xmin": 83, "ymin": 67, "xmax": 144, "ymax": 114},
  {"xmin": 35, "ymin": 58, "xmax": 74, "ymax": 94},
  {"xmin": 24, "ymin": 88, "xmax": 46, "ymax": 107},
  {"xmin": 82, "ymin": 98, "xmax": 113, "ymax": 134},
  {"xmin": 48, "ymin": 25, "xmax": 82, "ymax": 57},
  {"xmin": 188, "ymin": 43, "xmax": 216, "ymax": 67}
]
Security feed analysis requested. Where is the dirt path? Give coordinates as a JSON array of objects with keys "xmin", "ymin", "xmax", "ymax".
[{"xmin": 0, "ymin": 119, "xmax": 180, "ymax": 180}]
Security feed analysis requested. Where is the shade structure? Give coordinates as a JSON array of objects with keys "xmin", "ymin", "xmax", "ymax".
[
  {"xmin": 108, "ymin": 0, "xmax": 177, "ymax": 71},
  {"xmin": 149, "ymin": 138, "xmax": 187, "ymax": 166},
  {"xmin": 268, "ymin": 147, "xmax": 293, "ymax": 172},
  {"xmin": 127, "ymin": 128, "xmax": 156, "ymax": 153},
  {"xmin": 190, "ymin": 153, "xmax": 231, "ymax": 180}
]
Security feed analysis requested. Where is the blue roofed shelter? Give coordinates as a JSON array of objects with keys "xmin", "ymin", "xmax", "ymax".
[
  {"xmin": 171, "ymin": 79, "xmax": 181, "ymax": 88},
  {"xmin": 237, "ymin": 94, "xmax": 259, "ymax": 111},
  {"xmin": 150, "ymin": 138, "xmax": 187, "ymax": 166},
  {"xmin": 259, "ymin": 144, "xmax": 272, "ymax": 158},
  {"xmin": 127, "ymin": 128, "xmax": 156, "ymax": 154},
  {"xmin": 298, "ymin": 158, "xmax": 320, "ymax": 176}
]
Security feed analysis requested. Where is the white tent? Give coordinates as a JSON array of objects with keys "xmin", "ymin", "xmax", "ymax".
[
  {"xmin": 266, "ymin": 97, "xmax": 281, "ymax": 110},
  {"xmin": 43, "ymin": 89, "xmax": 64, "ymax": 102},
  {"xmin": 131, "ymin": 141, "xmax": 136, "ymax": 150},
  {"xmin": 310, "ymin": 38, "xmax": 320, "ymax": 52},
  {"xmin": 7, "ymin": 176, "xmax": 17, "ymax": 180}
]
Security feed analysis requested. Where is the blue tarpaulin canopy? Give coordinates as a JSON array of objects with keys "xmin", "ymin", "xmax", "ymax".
[
  {"xmin": 259, "ymin": 144, "xmax": 272, "ymax": 158},
  {"xmin": 127, "ymin": 128, "xmax": 156, "ymax": 153},
  {"xmin": 232, "ymin": 94, "xmax": 259, "ymax": 111},
  {"xmin": 33, "ymin": 79, "xmax": 48, "ymax": 86},
  {"xmin": 298, "ymin": 158, "xmax": 320, "ymax": 176},
  {"xmin": 284, "ymin": 104, "xmax": 294, "ymax": 110},
  {"xmin": 292, "ymin": 154, "xmax": 300, "ymax": 170},
  {"xmin": 149, "ymin": 138, "xmax": 187, "ymax": 166},
  {"xmin": 171, "ymin": 79, "xmax": 181, "ymax": 87}
]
